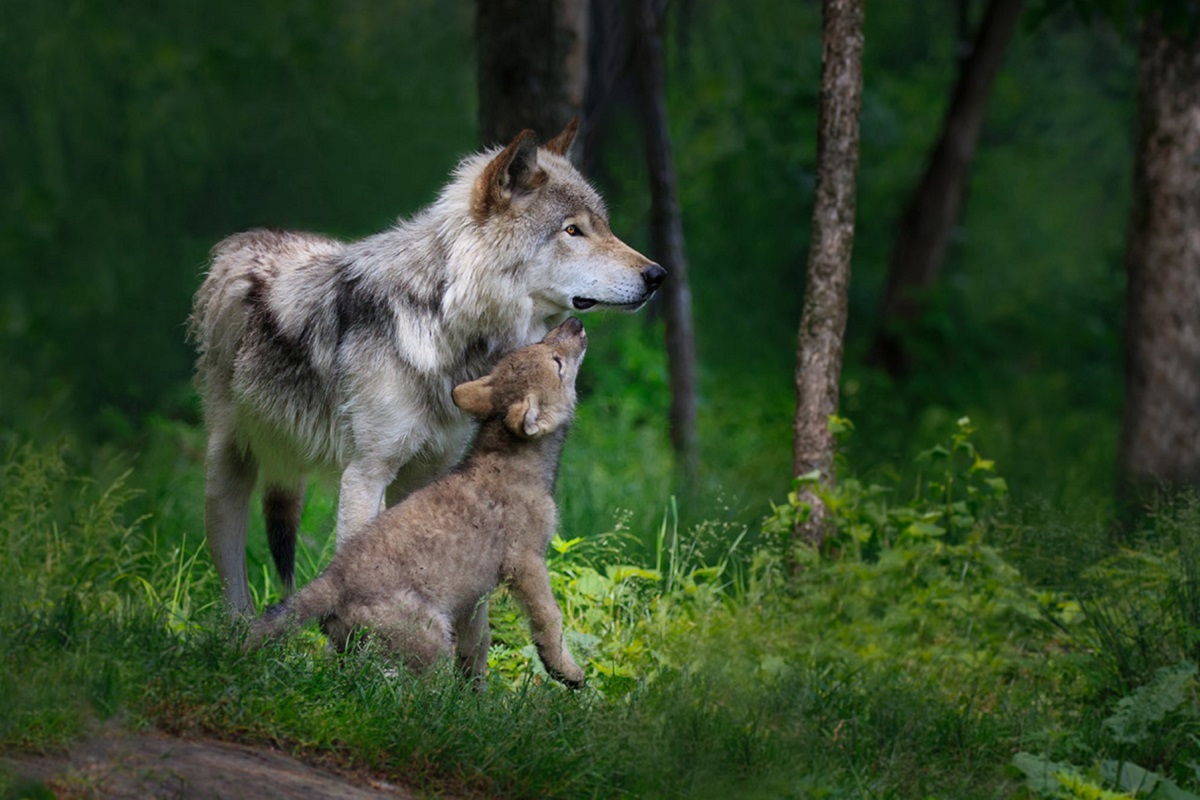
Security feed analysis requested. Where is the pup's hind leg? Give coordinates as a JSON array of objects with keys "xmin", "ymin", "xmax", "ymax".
[
  {"xmin": 454, "ymin": 598, "xmax": 492, "ymax": 684},
  {"xmin": 365, "ymin": 593, "xmax": 454, "ymax": 675},
  {"xmin": 204, "ymin": 432, "xmax": 258, "ymax": 616},
  {"xmin": 510, "ymin": 557, "xmax": 585, "ymax": 688},
  {"xmin": 263, "ymin": 480, "xmax": 305, "ymax": 595}
]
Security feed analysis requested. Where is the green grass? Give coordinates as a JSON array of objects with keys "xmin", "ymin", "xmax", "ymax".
[{"xmin": 5, "ymin": 424, "xmax": 1199, "ymax": 799}]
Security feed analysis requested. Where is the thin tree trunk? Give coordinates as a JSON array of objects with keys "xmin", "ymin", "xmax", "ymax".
[
  {"xmin": 477, "ymin": 0, "xmax": 589, "ymax": 154},
  {"xmin": 792, "ymin": 0, "xmax": 864, "ymax": 555},
  {"xmin": 1118, "ymin": 13, "xmax": 1200, "ymax": 494},
  {"xmin": 634, "ymin": 0, "xmax": 700, "ymax": 483},
  {"xmin": 868, "ymin": 0, "xmax": 1024, "ymax": 378}
]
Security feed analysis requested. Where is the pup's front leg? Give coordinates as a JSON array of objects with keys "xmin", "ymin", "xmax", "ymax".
[
  {"xmin": 336, "ymin": 459, "xmax": 392, "ymax": 548},
  {"xmin": 509, "ymin": 558, "xmax": 585, "ymax": 689}
]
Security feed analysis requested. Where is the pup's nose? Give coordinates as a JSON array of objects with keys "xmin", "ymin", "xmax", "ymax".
[{"xmin": 642, "ymin": 264, "xmax": 667, "ymax": 293}]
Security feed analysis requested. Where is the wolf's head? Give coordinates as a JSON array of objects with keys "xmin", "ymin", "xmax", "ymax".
[
  {"xmin": 469, "ymin": 121, "xmax": 666, "ymax": 317},
  {"xmin": 451, "ymin": 317, "xmax": 587, "ymax": 439}
]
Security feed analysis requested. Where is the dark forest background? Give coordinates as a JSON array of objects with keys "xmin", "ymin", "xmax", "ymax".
[{"xmin": 0, "ymin": 0, "xmax": 1134, "ymax": 530}]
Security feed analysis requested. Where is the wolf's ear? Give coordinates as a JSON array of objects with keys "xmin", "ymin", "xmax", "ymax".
[
  {"xmin": 452, "ymin": 376, "xmax": 494, "ymax": 417},
  {"xmin": 473, "ymin": 130, "xmax": 544, "ymax": 217},
  {"xmin": 505, "ymin": 393, "xmax": 543, "ymax": 438},
  {"xmin": 543, "ymin": 117, "xmax": 580, "ymax": 158}
]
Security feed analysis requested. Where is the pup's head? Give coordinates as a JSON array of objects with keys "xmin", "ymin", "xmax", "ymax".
[
  {"xmin": 471, "ymin": 120, "xmax": 667, "ymax": 315},
  {"xmin": 451, "ymin": 317, "xmax": 587, "ymax": 439}
]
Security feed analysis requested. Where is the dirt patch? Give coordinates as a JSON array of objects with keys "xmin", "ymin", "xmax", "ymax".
[{"xmin": 1, "ymin": 727, "xmax": 417, "ymax": 799}]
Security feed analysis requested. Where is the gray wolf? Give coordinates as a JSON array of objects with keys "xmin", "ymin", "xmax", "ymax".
[
  {"xmin": 189, "ymin": 121, "xmax": 664, "ymax": 615},
  {"xmin": 249, "ymin": 318, "xmax": 589, "ymax": 688}
]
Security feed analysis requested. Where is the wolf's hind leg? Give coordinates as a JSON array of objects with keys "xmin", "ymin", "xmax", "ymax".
[
  {"xmin": 454, "ymin": 598, "xmax": 491, "ymax": 685},
  {"xmin": 263, "ymin": 480, "xmax": 306, "ymax": 595},
  {"xmin": 205, "ymin": 433, "xmax": 258, "ymax": 616}
]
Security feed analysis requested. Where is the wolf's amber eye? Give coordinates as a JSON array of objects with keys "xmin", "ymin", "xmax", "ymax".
[{"xmin": 564, "ymin": 224, "xmax": 581, "ymax": 237}]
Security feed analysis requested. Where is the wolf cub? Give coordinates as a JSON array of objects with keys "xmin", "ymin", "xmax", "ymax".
[{"xmin": 249, "ymin": 318, "xmax": 588, "ymax": 688}]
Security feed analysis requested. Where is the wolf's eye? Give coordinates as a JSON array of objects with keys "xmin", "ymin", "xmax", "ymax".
[
  {"xmin": 564, "ymin": 224, "xmax": 582, "ymax": 237},
  {"xmin": 553, "ymin": 356, "xmax": 564, "ymax": 376}
]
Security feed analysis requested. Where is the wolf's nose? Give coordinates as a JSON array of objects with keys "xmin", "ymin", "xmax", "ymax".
[{"xmin": 642, "ymin": 264, "xmax": 667, "ymax": 293}]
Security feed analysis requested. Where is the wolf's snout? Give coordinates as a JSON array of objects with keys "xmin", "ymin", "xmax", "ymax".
[{"xmin": 642, "ymin": 264, "xmax": 667, "ymax": 293}]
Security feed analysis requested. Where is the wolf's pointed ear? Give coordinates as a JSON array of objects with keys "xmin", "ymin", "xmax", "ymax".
[
  {"xmin": 473, "ymin": 130, "xmax": 545, "ymax": 217},
  {"xmin": 543, "ymin": 117, "xmax": 580, "ymax": 158},
  {"xmin": 452, "ymin": 375, "xmax": 494, "ymax": 417},
  {"xmin": 505, "ymin": 393, "xmax": 543, "ymax": 438}
]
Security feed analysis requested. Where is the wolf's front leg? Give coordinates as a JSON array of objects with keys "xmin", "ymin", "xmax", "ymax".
[
  {"xmin": 509, "ymin": 558, "xmax": 585, "ymax": 688},
  {"xmin": 335, "ymin": 459, "xmax": 392, "ymax": 548}
]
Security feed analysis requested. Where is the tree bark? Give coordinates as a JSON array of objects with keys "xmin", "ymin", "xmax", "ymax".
[
  {"xmin": 868, "ymin": 0, "xmax": 1024, "ymax": 378},
  {"xmin": 633, "ymin": 0, "xmax": 699, "ymax": 483},
  {"xmin": 1118, "ymin": 13, "xmax": 1200, "ymax": 493},
  {"xmin": 477, "ymin": 0, "xmax": 589, "ymax": 154},
  {"xmin": 792, "ymin": 0, "xmax": 864, "ymax": 553}
]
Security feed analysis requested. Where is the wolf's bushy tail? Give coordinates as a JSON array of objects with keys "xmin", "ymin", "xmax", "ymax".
[{"xmin": 246, "ymin": 572, "xmax": 341, "ymax": 645}]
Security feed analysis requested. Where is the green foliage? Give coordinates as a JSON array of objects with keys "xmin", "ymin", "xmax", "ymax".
[
  {"xmin": 765, "ymin": 416, "xmax": 1009, "ymax": 554},
  {"xmin": 1015, "ymin": 662, "xmax": 1200, "ymax": 799}
]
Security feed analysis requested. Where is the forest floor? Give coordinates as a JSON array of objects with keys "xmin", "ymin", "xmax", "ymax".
[{"xmin": 1, "ymin": 723, "xmax": 427, "ymax": 800}]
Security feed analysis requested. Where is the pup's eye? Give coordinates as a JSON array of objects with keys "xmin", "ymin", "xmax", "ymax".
[
  {"xmin": 553, "ymin": 356, "xmax": 564, "ymax": 375},
  {"xmin": 564, "ymin": 224, "xmax": 582, "ymax": 237}
]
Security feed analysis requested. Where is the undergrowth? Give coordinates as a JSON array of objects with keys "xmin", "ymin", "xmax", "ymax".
[{"xmin": 3, "ymin": 423, "xmax": 1199, "ymax": 798}]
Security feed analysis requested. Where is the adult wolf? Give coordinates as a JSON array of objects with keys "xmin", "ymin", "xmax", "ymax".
[{"xmin": 190, "ymin": 121, "xmax": 664, "ymax": 615}]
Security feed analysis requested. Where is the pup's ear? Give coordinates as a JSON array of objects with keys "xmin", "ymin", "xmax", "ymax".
[
  {"xmin": 505, "ymin": 393, "xmax": 543, "ymax": 438},
  {"xmin": 543, "ymin": 117, "xmax": 580, "ymax": 158},
  {"xmin": 473, "ymin": 130, "xmax": 545, "ymax": 217},
  {"xmin": 452, "ymin": 376, "xmax": 494, "ymax": 417}
]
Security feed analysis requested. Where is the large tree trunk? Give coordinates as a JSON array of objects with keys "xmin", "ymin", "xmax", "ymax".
[
  {"xmin": 634, "ymin": 0, "xmax": 700, "ymax": 483},
  {"xmin": 477, "ymin": 0, "xmax": 589, "ymax": 153},
  {"xmin": 1118, "ymin": 13, "xmax": 1200, "ymax": 493},
  {"xmin": 792, "ymin": 0, "xmax": 864, "ymax": 554},
  {"xmin": 868, "ymin": 0, "xmax": 1024, "ymax": 378}
]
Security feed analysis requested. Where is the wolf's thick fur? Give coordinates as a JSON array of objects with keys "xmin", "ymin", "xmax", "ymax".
[
  {"xmin": 190, "ymin": 122, "xmax": 663, "ymax": 615},
  {"xmin": 249, "ymin": 319, "xmax": 589, "ymax": 687}
]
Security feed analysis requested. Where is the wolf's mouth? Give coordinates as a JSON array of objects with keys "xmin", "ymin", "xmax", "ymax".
[{"xmin": 572, "ymin": 297, "xmax": 646, "ymax": 311}]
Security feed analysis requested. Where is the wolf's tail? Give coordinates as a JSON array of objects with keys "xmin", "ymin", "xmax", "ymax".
[{"xmin": 246, "ymin": 572, "xmax": 341, "ymax": 646}]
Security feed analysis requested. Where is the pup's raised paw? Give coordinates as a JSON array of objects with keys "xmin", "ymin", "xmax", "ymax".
[{"xmin": 551, "ymin": 663, "xmax": 586, "ymax": 690}]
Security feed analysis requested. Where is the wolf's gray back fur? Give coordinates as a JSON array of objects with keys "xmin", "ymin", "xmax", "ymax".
[
  {"xmin": 248, "ymin": 319, "xmax": 590, "ymax": 688},
  {"xmin": 190, "ymin": 121, "xmax": 664, "ymax": 615}
]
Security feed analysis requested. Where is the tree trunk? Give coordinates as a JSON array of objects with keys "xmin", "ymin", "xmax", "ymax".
[
  {"xmin": 1118, "ymin": 13, "xmax": 1200, "ymax": 494},
  {"xmin": 477, "ymin": 0, "xmax": 589, "ymax": 153},
  {"xmin": 792, "ymin": 0, "xmax": 864, "ymax": 554},
  {"xmin": 634, "ymin": 0, "xmax": 700, "ymax": 483},
  {"xmin": 868, "ymin": 0, "xmax": 1024, "ymax": 378}
]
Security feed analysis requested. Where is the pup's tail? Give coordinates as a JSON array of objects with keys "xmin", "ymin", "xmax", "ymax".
[{"xmin": 245, "ymin": 572, "xmax": 341, "ymax": 647}]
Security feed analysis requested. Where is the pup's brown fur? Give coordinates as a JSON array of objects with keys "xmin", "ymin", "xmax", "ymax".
[{"xmin": 249, "ymin": 319, "xmax": 588, "ymax": 688}]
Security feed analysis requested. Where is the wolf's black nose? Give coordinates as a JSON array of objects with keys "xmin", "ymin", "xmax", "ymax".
[{"xmin": 642, "ymin": 264, "xmax": 667, "ymax": 292}]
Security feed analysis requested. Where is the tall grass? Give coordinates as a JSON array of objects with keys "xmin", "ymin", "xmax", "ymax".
[{"xmin": 4, "ymin": 428, "xmax": 1199, "ymax": 799}]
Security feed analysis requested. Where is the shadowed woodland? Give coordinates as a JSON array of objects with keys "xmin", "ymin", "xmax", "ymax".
[{"xmin": 4, "ymin": 1, "xmax": 1200, "ymax": 797}]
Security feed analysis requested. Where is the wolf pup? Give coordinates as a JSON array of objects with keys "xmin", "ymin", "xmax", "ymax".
[
  {"xmin": 249, "ymin": 318, "xmax": 589, "ymax": 688},
  {"xmin": 190, "ymin": 120, "xmax": 664, "ymax": 615}
]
